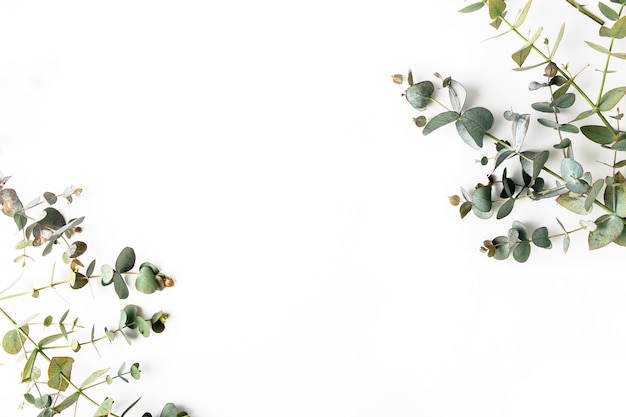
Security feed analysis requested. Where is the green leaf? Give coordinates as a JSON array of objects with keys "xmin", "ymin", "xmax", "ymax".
[
  {"xmin": 513, "ymin": 240, "xmax": 531, "ymax": 262},
  {"xmin": 472, "ymin": 186, "xmax": 492, "ymax": 213},
  {"xmin": 422, "ymin": 111, "xmax": 459, "ymax": 135},
  {"xmin": 532, "ymin": 227, "xmax": 552, "ymax": 248},
  {"xmin": 113, "ymin": 272, "xmax": 129, "ymax": 299},
  {"xmin": 94, "ymin": 397, "xmax": 114, "ymax": 417},
  {"xmin": 53, "ymin": 392, "xmax": 80, "ymax": 413},
  {"xmin": 550, "ymin": 23, "xmax": 566, "ymax": 58},
  {"xmin": 456, "ymin": 107, "xmax": 494, "ymax": 149},
  {"xmin": 22, "ymin": 349, "xmax": 38, "ymax": 383},
  {"xmin": 3, "ymin": 325, "xmax": 28, "ymax": 354},
  {"xmin": 610, "ymin": 15, "xmax": 626, "ymax": 38},
  {"xmin": 48, "ymin": 356, "xmax": 74, "ymax": 392},
  {"xmin": 101, "ymin": 264, "xmax": 114, "ymax": 286},
  {"xmin": 561, "ymin": 158, "xmax": 584, "ymax": 180},
  {"xmin": 447, "ymin": 79, "xmax": 466, "ymax": 112},
  {"xmin": 458, "ymin": 2, "xmax": 485, "ymax": 13},
  {"xmin": 572, "ymin": 108, "xmax": 596, "ymax": 122},
  {"xmin": 512, "ymin": 26, "xmax": 542, "ymax": 66},
  {"xmin": 511, "ymin": 220, "xmax": 529, "ymax": 241},
  {"xmin": 532, "ymin": 101, "xmax": 556, "ymax": 113},
  {"xmin": 488, "ymin": 0, "xmax": 506, "ymax": 19},
  {"xmin": 580, "ymin": 125, "xmax": 617, "ymax": 144},
  {"xmin": 552, "ymin": 93, "xmax": 576, "ymax": 108},
  {"xmin": 598, "ymin": 86, "xmax": 626, "ymax": 111},
  {"xmin": 612, "ymin": 139, "xmax": 626, "ymax": 151},
  {"xmin": 80, "ymin": 368, "xmax": 110, "ymax": 388},
  {"xmin": 115, "ymin": 247, "xmax": 136, "ymax": 273},
  {"xmin": 495, "ymin": 149, "xmax": 515, "ymax": 170},
  {"xmin": 599, "ymin": 2, "xmax": 620, "ymax": 21},
  {"xmin": 130, "ymin": 363, "xmax": 141, "ymax": 380},
  {"xmin": 512, "ymin": 44, "xmax": 533, "ymax": 67},
  {"xmin": 586, "ymin": 40, "xmax": 612, "ymax": 55},
  {"xmin": 38, "ymin": 333, "xmax": 66, "ymax": 348},
  {"xmin": 136, "ymin": 265, "xmax": 162, "ymax": 294},
  {"xmin": 135, "ymin": 316, "xmax": 151, "ymax": 337},
  {"xmin": 521, "ymin": 150, "xmax": 549, "ymax": 181},
  {"xmin": 497, "ymin": 198, "xmax": 515, "ymax": 219},
  {"xmin": 604, "ymin": 172, "xmax": 626, "ymax": 216},
  {"xmin": 585, "ymin": 179, "xmax": 605, "ymax": 211},
  {"xmin": 589, "ymin": 215, "xmax": 625, "ymax": 249},
  {"xmin": 123, "ymin": 305, "xmax": 139, "ymax": 329},
  {"xmin": 513, "ymin": 0, "xmax": 533, "ymax": 28},
  {"xmin": 405, "ymin": 81, "xmax": 434, "ymax": 110},
  {"xmin": 511, "ymin": 113, "xmax": 530, "ymax": 150},
  {"xmin": 557, "ymin": 193, "xmax": 592, "ymax": 214},
  {"xmin": 160, "ymin": 403, "xmax": 183, "ymax": 417}
]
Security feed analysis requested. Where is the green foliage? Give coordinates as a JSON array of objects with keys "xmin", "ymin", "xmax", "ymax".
[
  {"xmin": 0, "ymin": 174, "xmax": 189, "ymax": 415},
  {"xmin": 395, "ymin": 0, "xmax": 626, "ymax": 261}
]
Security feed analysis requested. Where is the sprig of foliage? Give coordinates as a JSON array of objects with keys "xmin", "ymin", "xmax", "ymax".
[
  {"xmin": 0, "ymin": 173, "xmax": 189, "ymax": 416},
  {"xmin": 394, "ymin": 0, "xmax": 626, "ymax": 262}
]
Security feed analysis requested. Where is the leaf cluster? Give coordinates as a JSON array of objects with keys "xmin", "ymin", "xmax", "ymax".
[
  {"xmin": 0, "ymin": 174, "xmax": 189, "ymax": 416},
  {"xmin": 396, "ymin": 0, "xmax": 626, "ymax": 261}
]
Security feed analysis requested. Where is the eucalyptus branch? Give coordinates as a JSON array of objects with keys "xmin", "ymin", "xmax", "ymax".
[{"xmin": 396, "ymin": 0, "xmax": 626, "ymax": 261}]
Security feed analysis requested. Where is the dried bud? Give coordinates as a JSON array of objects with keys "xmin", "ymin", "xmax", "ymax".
[
  {"xmin": 158, "ymin": 272, "xmax": 175, "ymax": 288},
  {"xmin": 413, "ymin": 116, "xmax": 427, "ymax": 127},
  {"xmin": 544, "ymin": 62, "xmax": 558, "ymax": 78},
  {"xmin": 391, "ymin": 74, "xmax": 404, "ymax": 84},
  {"xmin": 448, "ymin": 195, "xmax": 461, "ymax": 206}
]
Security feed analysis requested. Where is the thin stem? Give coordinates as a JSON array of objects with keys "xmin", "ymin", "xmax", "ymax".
[{"xmin": 564, "ymin": 0, "xmax": 606, "ymax": 25}]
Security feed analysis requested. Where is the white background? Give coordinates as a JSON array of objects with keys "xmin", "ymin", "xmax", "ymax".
[{"xmin": 2, "ymin": 1, "xmax": 626, "ymax": 416}]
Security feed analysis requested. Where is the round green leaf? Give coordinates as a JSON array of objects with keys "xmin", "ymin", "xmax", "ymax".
[
  {"xmin": 136, "ymin": 265, "xmax": 162, "ymax": 294},
  {"xmin": 589, "ymin": 215, "xmax": 625, "ymax": 250},
  {"xmin": 531, "ymin": 226, "xmax": 552, "ymax": 248},
  {"xmin": 405, "ymin": 81, "xmax": 435, "ymax": 110},
  {"xmin": 115, "ymin": 246, "xmax": 136, "ymax": 273},
  {"xmin": 101, "ymin": 264, "xmax": 114, "ymax": 286},
  {"xmin": 513, "ymin": 240, "xmax": 531, "ymax": 262},
  {"xmin": 2, "ymin": 326, "xmax": 28, "ymax": 355},
  {"xmin": 456, "ymin": 107, "xmax": 494, "ymax": 149},
  {"xmin": 472, "ymin": 186, "xmax": 492, "ymax": 212}
]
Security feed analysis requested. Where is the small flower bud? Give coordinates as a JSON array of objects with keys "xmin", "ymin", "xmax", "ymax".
[
  {"xmin": 449, "ymin": 195, "xmax": 461, "ymax": 206},
  {"xmin": 544, "ymin": 62, "xmax": 558, "ymax": 78},
  {"xmin": 391, "ymin": 74, "xmax": 404, "ymax": 84}
]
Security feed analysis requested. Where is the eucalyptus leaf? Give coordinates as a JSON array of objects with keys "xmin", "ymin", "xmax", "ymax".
[
  {"xmin": 422, "ymin": 111, "xmax": 459, "ymax": 135},
  {"xmin": 580, "ymin": 125, "xmax": 617, "ymax": 144},
  {"xmin": 589, "ymin": 214, "xmax": 624, "ymax": 249},
  {"xmin": 513, "ymin": 240, "xmax": 531, "ymax": 262},
  {"xmin": 599, "ymin": 1, "xmax": 620, "ymax": 20},
  {"xmin": 47, "ymin": 356, "xmax": 74, "ymax": 392},
  {"xmin": 115, "ymin": 246, "xmax": 136, "ymax": 273},
  {"xmin": 456, "ymin": 107, "xmax": 494, "ymax": 149},
  {"xmin": 94, "ymin": 397, "xmax": 115, "ymax": 417},
  {"xmin": 497, "ymin": 198, "xmax": 515, "ymax": 219},
  {"xmin": 604, "ymin": 173, "xmax": 626, "ymax": 216},
  {"xmin": 458, "ymin": 2, "xmax": 485, "ymax": 13},
  {"xmin": 405, "ymin": 81, "xmax": 434, "ymax": 110},
  {"xmin": 598, "ymin": 86, "xmax": 626, "ymax": 111},
  {"xmin": 609, "ymin": 15, "xmax": 626, "ymax": 38},
  {"xmin": 447, "ymin": 79, "xmax": 467, "ymax": 112},
  {"xmin": 557, "ymin": 193, "xmax": 592, "ymax": 214},
  {"xmin": 472, "ymin": 186, "xmax": 492, "ymax": 212},
  {"xmin": 531, "ymin": 227, "xmax": 552, "ymax": 248}
]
